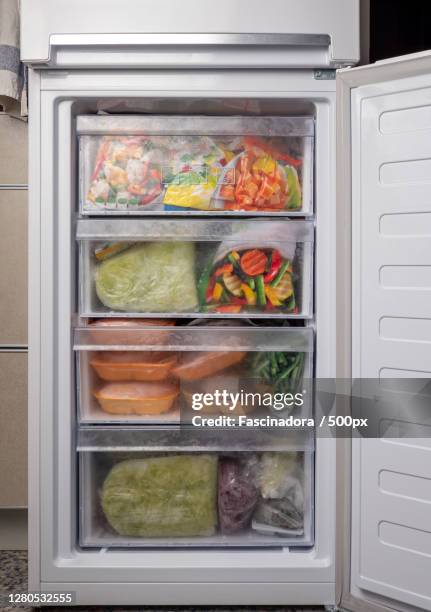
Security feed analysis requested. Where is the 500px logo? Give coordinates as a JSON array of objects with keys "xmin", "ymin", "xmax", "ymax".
[{"xmin": 191, "ymin": 389, "xmax": 306, "ymax": 412}]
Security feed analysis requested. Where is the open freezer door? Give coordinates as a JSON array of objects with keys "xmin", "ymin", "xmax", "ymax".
[{"xmin": 337, "ymin": 51, "xmax": 431, "ymax": 612}]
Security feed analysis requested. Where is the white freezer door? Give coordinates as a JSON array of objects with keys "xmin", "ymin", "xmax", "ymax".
[{"xmin": 338, "ymin": 51, "xmax": 431, "ymax": 612}]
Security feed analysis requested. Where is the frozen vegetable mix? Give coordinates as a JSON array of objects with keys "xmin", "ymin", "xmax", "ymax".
[
  {"xmin": 101, "ymin": 455, "xmax": 218, "ymax": 537},
  {"xmin": 199, "ymin": 247, "xmax": 296, "ymax": 314},
  {"xmin": 217, "ymin": 137, "xmax": 302, "ymax": 212},
  {"xmin": 86, "ymin": 136, "xmax": 165, "ymax": 210},
  {"xmin": 95, "ymin": 242, "xmax": 198, "ymax": 313},
  {"xmin": 162, "ymin": 137, "xmax": 225, "ymax": 211}
]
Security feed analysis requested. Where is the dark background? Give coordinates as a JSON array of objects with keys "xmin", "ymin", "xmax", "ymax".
[{"xmin": 370, "ymin": 0, "xmax": 431, "ymax": 62}]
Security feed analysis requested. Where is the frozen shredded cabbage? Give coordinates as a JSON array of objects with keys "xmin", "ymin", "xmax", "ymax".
[
  {"xmin": 101, "ymin": 455, "xmax": 218, "ymax": 537},
  {"xmin": 95, "ymin": 242, "xmax": 198, "ymax": 313}
]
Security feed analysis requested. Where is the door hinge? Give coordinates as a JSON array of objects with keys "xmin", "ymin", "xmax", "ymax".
[{"xmin": 314, "ymin": 69, "xmax": 336, "ymax": 80}]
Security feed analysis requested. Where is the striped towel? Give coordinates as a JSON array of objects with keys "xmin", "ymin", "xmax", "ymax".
[{"xmin": 0, "ymin": 0, "xmax": 27, "ymax": 115}]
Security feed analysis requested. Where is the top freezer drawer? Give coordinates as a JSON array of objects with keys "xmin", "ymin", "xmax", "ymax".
[{"xmin": 78, "ymin": 115, "xmax": 314, "ymax": 217}]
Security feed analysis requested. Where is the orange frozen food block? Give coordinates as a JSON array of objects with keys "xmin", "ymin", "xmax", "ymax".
[
  {"xmin": 93, "ymin": 381, "xmax": 179, "ymax": 415},
  {"xmin": 172, "ymin": 351, "xmax": 246, "ymax": 381},
  {"xmin": 88, "ymin": 318, "xmax": 175, "ymax": 345},
  {"xmin": 90, "ymin": 352, "xmax": 177, "ymax": 382}
]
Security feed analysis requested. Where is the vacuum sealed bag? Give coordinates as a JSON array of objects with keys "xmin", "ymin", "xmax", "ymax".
[{"xmin": 101, "ymin": 454, "xmax": 218, "ymax": 537}]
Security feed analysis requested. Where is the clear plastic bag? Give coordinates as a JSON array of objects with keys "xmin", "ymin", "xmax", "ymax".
[
  {"xmin": 218, "ymin": 455, "xmax": 259, "ymax": 534},
  {"xmin": 100, "ymin": 454, "xmax": 218, "ymax": 537},
  {"xmin": 252, "ymin": 452, "xmax": 305, "ymax": 535}
]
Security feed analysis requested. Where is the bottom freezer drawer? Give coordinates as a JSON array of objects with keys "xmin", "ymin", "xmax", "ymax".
[{"xmin": 79, "ymin": 450, "xmax": 314, "ymax": 549}]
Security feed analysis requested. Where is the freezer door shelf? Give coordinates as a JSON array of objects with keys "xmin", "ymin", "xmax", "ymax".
[
  {"xmin": 77, "ymin": 218, "xmax": 314, "ymax": 319},
  {"xmin": 74, "ymin": 325, "xmax": 313, "ymax": 425},
  {"xmin": 79, "ymin": 449, "xmax": 314, "ymax": 549},
  {"xmin": 78, "ymin": 114, "xmax": 314, "ymax": 217}
]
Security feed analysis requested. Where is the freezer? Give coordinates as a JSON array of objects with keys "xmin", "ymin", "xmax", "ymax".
[{"xmin": 25, "ymin": 1, "xmax": 431, "ymax": 610}]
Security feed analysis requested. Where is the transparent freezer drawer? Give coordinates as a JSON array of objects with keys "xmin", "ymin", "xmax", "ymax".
[
  {"xmin": 77, "ymin": 219, "xmax": 314, "ymax": 319},
  {"xmin": 78, "ymin": 115, "xmax": 314, "ymax": 216},
  {"xmin": 78, "ymin": 448, "xmax": 314, "ymax": 548},
  {"xmin": 75, "ymin": 325, "xmax": 314, "ymax": 425}
]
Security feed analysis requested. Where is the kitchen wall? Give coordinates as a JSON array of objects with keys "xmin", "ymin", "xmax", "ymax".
[{"xmin": 0, "ymin": 106, "xmax": 28, "ymax": 549}]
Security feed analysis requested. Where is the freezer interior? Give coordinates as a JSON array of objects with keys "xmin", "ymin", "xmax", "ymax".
[
  {"xmin": 78, "ymin": 448, "xmax": 314, "ymax": 548},
  {"xmin": 75, "ymin": 324, "xmax": 314, "ymax": 424},
  {"xmin": 77, "ymin": 219, "xmax": 314, "ymax": 319},
  {"xmin": 67, "ymin": 96, "xmax": 320, "ymax": 560}
]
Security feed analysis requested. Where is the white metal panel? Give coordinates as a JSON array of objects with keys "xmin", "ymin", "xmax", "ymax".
[
  {"xmin": 27, "ymin": 69, "xmax": 42, "ymax": 592},
  {"xmin": 341, "ymin": 51, "xmax": 431, "ymax": 611},
  {"xmin": 40, "ymin": 581, "xmax": 335, "ymax": 607},
  {"xmin": 20, "ymin": 0, "xmax": 359, "ymax": 68}
]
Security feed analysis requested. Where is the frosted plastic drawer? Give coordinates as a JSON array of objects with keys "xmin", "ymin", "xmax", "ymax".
[
  {"xmin": 78, "ymin": 115, "xmax": 314, "ymax": 216},
  {"xmin": 77, "ymin": 425, "xmax": 315, "ymax": 453},
  {"xmin": 77, "ymin": 219, "xmax": 314, "ymax": 319},
  {"xmin": 78, "ymin": 449, "xmax": 314, "ymax": 548},
  {"xmin": 74, "ymin": 325, "xmax": 314, "ymax": 425}
]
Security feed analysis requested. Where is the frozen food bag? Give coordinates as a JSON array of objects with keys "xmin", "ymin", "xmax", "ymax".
[
  {"xmin": 247, "ymin": 351, "xmax": 305, "ymax": 399},
  {"xmin": 252, "ymin": 452, "xmax": 304, "ymax": 535},
  {"xmin": 85, "ymin": 136, "xmax": 166, "ymax": 211},
  {"xmin": 198, "ymin": 221, "xmax": 305, "ymax": 314},
  {"xmin": 218, "ymin": 456, "xmax": 259, "ymax": 534},
  {"xmin": 162, "ymin": 136, "xmax": 225, "ymax": 211},
  {"xmin": 87, "ymin": 318, "xmax": 175, "ymax": 345},
  {"xmin": 93, "ymin": 380, "xmax": 179, "ymax": 415},
  {"xmin": 258, "ymin": 452, "xmax": 303, "ymax": 501},
  {"xmin": 215, "ymin": 136, "xmax": 302, "ymax": 212},
  {"xmin": 252, "ymin": 497, "xmax": 303, "ymax": 533},
  {"xmin": 95, "ymin": 242, "xmax": 198, "ymax": 313},
  {"xmin": 101, "ymin": 455, "xmax": 218, "ymax": 537},
  {"xmin": 90, "ymin": 351, "xmax": 178, "ymax": 382},
  {"xmin": 173, "ymin": 351, "xmax": 246, "ymax": 381}
]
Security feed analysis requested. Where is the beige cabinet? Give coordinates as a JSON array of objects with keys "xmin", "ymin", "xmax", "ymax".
[
  {"xmin": 0, "ymin": 352, "xmax": 27, "ymax": 506},
  {"xmin": 0, "ymin": 114, "xmax": 28, "ymax": 185},
  {"xmin": 0, "ymin": 190, "xmax": 27, "ymax": 345},
  {"xmin": 0, "ymin": 113, "xmax": 28, "ymax": 509}
]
